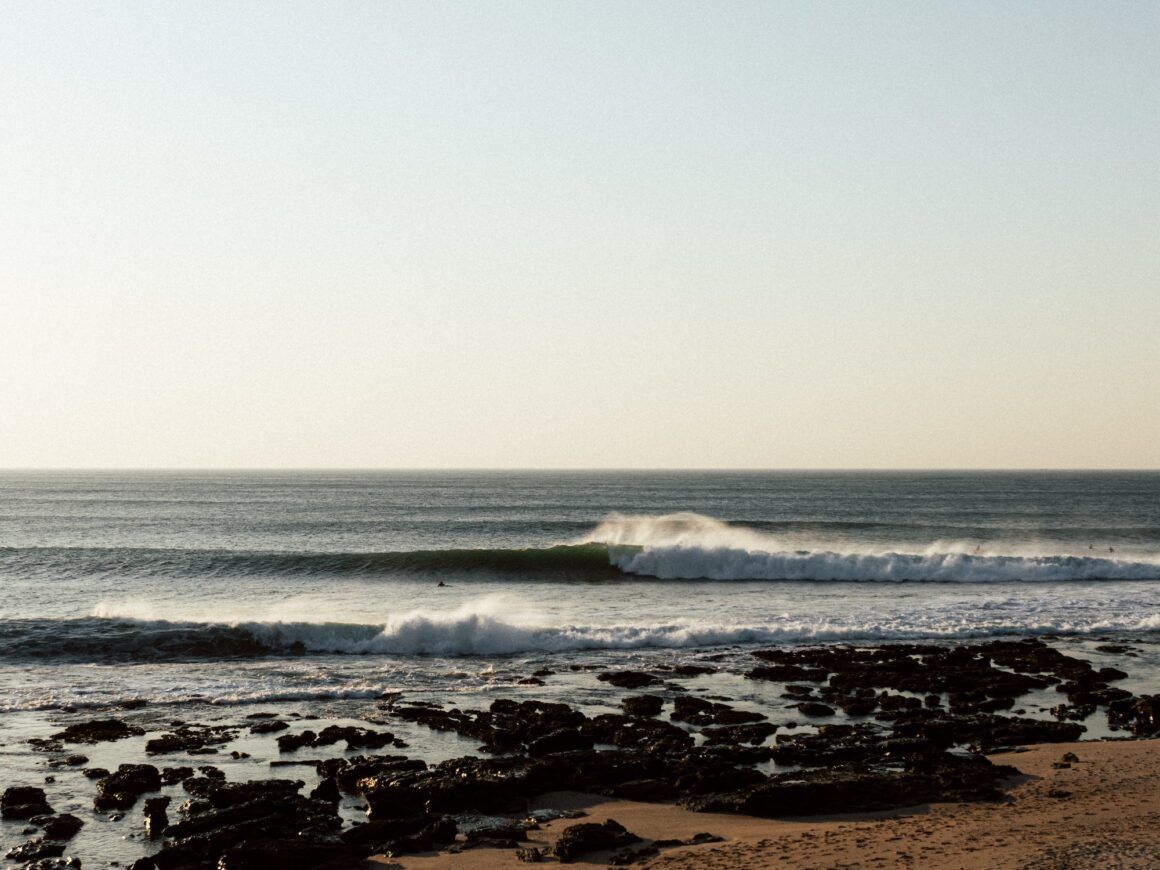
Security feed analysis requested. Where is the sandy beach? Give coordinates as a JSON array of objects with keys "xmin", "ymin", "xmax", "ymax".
[{"xmin": 390, "ymin": 739, "xmax": 1160, "ymax": 869}]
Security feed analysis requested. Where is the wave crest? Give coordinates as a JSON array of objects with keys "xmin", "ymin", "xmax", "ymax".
[{"xmin": 612, "ymin": 545, "xmax": 1160, "ymax": 582}]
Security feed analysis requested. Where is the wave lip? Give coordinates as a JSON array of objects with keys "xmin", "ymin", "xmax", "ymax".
[{"xmin": 612, "ymin": 545, "xmax": 1160, "ymax": 582}]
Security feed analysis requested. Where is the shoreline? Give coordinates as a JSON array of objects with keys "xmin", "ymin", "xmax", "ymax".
[
  {"xmin": 2, "ymin": 635, "xmax": 1158, "ymax": 868},
  {"xmin": 389, "ymin": 739, "xmax": 1160, "ymax": 868}
]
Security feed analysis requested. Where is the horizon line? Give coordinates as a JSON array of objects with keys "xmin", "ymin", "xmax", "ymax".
[{"xmin": 1, "ymin": 466, "xmax": 1157, "ymax": 473}]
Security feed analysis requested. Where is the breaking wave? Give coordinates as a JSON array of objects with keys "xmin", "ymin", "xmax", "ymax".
[
  {"xmin": 586, "ymin": 512, "xmax": 1160, "ymax": 582},
  {"xmin": 2, "ymin": 604, "xmax": 1158, "ymax": 663},
  {"xmin": 2, "ymin": 513, "xmax": 1158, "ymax": 585},
  {"xmin": 0, "ymin": 544, "xmax": 621, "ymax": 581},
  {"xmin": 611, "ymin": 547, "xmax": 1160, "ymax": 582}
]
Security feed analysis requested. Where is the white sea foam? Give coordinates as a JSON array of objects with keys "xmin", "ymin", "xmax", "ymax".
[
  {"xmin": 581, "ymin": 512, "xmax": 1160, "ymax": 582},
  {"xmin": 611, "ymin": 546, "xmax": 1160, "ymax": 582},
  {"xmin": 88, "ymin": 598, "xmax": 1160, "ymax": 658}
]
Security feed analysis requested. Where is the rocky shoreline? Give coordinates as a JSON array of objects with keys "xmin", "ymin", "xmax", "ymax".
[{"xmin": 3, "ymin": 637, "xmax": 1158, "ymax": 868}]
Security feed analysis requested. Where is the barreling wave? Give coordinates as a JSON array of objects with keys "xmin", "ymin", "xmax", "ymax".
[
  {"xmin": 3, "ymin": 512, "xmax": 1159, "ymax": 584},
  {"xmin": 0, "ymin": 544, "xmax": 623, "ymax": 581},
  {"xmin": 586, "ymin": 512, "xmax": 1160, "ymax": 582},
  {"xmin": 2, "ymin": 608, "xmax": 1158, "ymax": 663}
]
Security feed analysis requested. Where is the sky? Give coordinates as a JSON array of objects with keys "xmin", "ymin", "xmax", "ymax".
[{"xmin": 1, "ymin": 2, "xmax": 1157, "ymax": 469}]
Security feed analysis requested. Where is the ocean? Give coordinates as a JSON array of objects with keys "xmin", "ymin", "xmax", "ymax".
[{"xmin": 1, "ymin": 470, "xmax": 1158, "ymax": 713}]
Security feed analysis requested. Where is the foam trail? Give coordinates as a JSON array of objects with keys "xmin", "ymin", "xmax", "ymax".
[
  {"xmin": 612, "ymin": 546, "xmax": 1160, "ymax": 582},
  {"xmin": 585, "ymin": 512, "xmax": 1160, "ymax": 582}
]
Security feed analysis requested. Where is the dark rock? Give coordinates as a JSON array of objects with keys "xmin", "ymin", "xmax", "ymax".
[
  {"xmin": 528, "ymin": 729, "xmax": 594, "ymax": 757},
  {"xmin": 247, "ymin": 720, "xmax": 288, "ymax": 735},
  {"xmin": 621, "ymin": 695, "xmax": 664, "ymax": 717},
  {"xmin": 1107, "ymin": 695, "xmax": 1159, "ymax": 737},
  {"xmin": 5, "ymin": 838, "xmax": 65, "ymax": 862},
  {"xmin": 144, "ymin": 807, "xmax": 170, "ymax": 839},
  {"xmin": 216, "ymin": 840, "xmax": 366, "ymax": 870},
  {"xmin": 46, "ymin": 755, "xmax": 88, "ymax": 769},
  {"xmin": 700, "ymin": 723, "xmax": 779, "ymax": 746},
  {"xmin": 309, "ymin": 777, "xmax": 340, "ymax": 803},
  {"xmin": 39, "ymin": 813, "xmax": 84, "ymax": 840},
  {"xmin": 145, "ymin": 725, "xmax": 236, "ymax": 755},
  {"xmin": 464, "ymin": 821, "xmax": 528, "ymax": 844},
  {"xmin": 891, "ymin": 712, "xmax": 1084, "ymax": 752},
  {"xmin": 340, "ymin": 814, "xmax": 442, "ymax": 845},
  {"xmin": 841, "ymin": 698, "xmax": 879, "ymax": 717},
  {"xmin": 24, "ymin": 858, "xmax": 82, "ymax": 870},
  {"xmin": 685, "ymin": 753, "xmax": 1017, "ymax": 817},
  {"xmin": 318, "ymin": 724, "xmax": 395, "ymax": 750},
  {"xmin": 671, "ymin": 696, "xmax": 764, "ymax": 727},
  {"xmin": 275, "ymin": 730, "xmax": 317, "ymax": 753},
  {"xmin": 27, "ymin": 739, "xmax": 64, "ymax": 754},
  {"xmin": 553, "ymin": 819, "xmax": 641, "ymax": 862},
  {"xmin": 610, "ymin": 833, "xmax": 724, "ymax": 865},
  {"xmin": 179, "ymin": 778, "xmax": 303, "ymax": 809},
  {"xmin": 582, "ymin": 713, "xmax": 694, "ymax": 753},
  {"xmin": 95, "ymin": 764, "xmax": 162, "ymax": 811},
  {"xmin": 796, "ymin": 702, "xmax": 836, "ymax": 718},
  {"xmin": 81, "ymin": 768, "xmax": 109, "ymax": 780},
  {"xmin": 598, "ymin": 671, "xmax": 661, "ymax": 689},
  {"xmin": 52, "ymin": 718, "xmax": 144, "ymax": 744},
  {"xmin": 673, "ymin": 665, "xmax": 717, "ymax": 677},
  {"xmin": 746, "ymin": 661, "xmax": 830, "ymax": 683},
  {"xmin": 2, "ymin": 786, "xmax": 54, "ymax": 819},
  {"xmin": 318, "ymin": 754, "xmax": 426, "ymax": 793},
  {"xmin": 358, "ymin": 756, "xmax": 528, "ymax": 820},
  {"xmin": 516, "ymin": 846, "xmax": 545, "ymax": 862},
  {"xmin": 155, "ymin": 780, "xmax": 341, "ymax": 869}
]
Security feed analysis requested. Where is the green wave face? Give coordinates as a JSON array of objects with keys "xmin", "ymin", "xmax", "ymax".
[
  {"xmin": 370, "ymin": 543, "xmax": 631, "ymax": 577},
  {"xmin": 0, "ymin": 543, "xmax": 638, "ymax": 581}
]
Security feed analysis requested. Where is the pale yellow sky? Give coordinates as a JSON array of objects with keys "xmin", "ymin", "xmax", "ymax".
[{"xmin": 2, "ymin": 3, "xmax": 1157, "ymax": 468}]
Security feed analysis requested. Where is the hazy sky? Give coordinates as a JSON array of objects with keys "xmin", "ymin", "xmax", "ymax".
[{"xmin": 2, "ymin": 2, "xmax": 1157, "ymax": 469}]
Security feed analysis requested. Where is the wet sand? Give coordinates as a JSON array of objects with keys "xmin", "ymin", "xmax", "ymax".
[{"xmin": 389, "ymin": 738, "xmax": 1160, "ymax": 869}]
